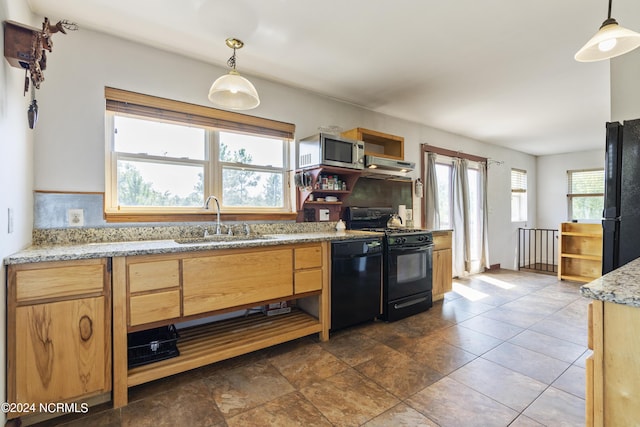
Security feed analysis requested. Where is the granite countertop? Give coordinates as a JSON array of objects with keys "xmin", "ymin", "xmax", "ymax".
[
  {"xmin": 4, "ymin": 230, "xmax": 381, "ymax": 265},
  {"xmin": 580, "ymin": 257, "xmax": 640, "ymax": 307}
]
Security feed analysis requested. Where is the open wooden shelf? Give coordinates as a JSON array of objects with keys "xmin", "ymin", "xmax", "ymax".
[
  {"xmin": 341, "ymin": 127, "xmax": 404, "ymax": 160},
  {"xmin": 560, "ymin": 253, "xmax": 602, "ymax": 261},
  {"xmin": 127, "ymin": 308, "xmax": 321, "ymax": 387},
  {"xmin": 558, "ymin": 222, "xmax": 602, "ymax": 283}
]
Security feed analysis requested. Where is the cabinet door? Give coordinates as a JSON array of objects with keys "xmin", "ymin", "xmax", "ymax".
[
  {"xmin": 15, "ymin": 297, "xmax": 108, "ymax": 403},
  {"xmin": 182, "ymin": 248, "xmax": 293, "ymax": 316},
  {"xmin": 432, "ymin": 248, "xmax": 452, "ymax": 299}
]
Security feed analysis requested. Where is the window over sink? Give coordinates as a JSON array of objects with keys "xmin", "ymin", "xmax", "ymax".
[{"xmin": 104, "ymin": 88, "xmax": 295, "ymax": 222}]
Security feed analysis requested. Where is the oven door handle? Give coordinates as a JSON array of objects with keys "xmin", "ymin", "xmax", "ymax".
[{"xmin": 388, "ymin": 245, "xmax": 433, "ymax": 253}]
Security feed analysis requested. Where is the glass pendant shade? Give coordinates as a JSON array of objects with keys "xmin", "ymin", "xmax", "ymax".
[
  {"xmin": 208, "ymin": 69, "xmax": 260, "ymax": 110},
  {"xmin": 575, "ymin": 20, "xmax": 640, "ymax": 62}
]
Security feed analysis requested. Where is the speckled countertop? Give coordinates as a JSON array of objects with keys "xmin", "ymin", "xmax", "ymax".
[
  {"xmin": 4, "ymin": 229, "xmax": 382, "ymax": 265},
  {"xmin": 580, "ymin": 257, "xmax": 640, "ymax": 307}
]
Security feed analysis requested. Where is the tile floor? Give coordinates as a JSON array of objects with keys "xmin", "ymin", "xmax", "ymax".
[{"xmin": 29, "ymin": 269, "xmax": 589, "ymax": 427}]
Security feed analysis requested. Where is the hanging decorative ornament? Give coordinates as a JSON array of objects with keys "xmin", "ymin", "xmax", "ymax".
[{"xmin": 28, "ymin": 86, "xmax": 38, "ymax": 129}]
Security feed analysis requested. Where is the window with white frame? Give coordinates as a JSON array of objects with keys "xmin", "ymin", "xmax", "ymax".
[
  {"xmin": 104, "ymin": 88, "xmax": 294, "ymax": 220},
  {"xmin": 567, "ymin": 169, "xmax": 604, "ymax": 221},
  {"xmin": 511, "ymin": 168, "xmax": 527, "ymax": 222}
]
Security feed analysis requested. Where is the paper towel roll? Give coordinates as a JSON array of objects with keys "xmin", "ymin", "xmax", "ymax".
[{"xmin": 398, "ymin": 205, "xmax": 407, "ymax": 226}]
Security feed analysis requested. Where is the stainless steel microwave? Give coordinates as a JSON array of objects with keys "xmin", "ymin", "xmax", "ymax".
[{"xmin": 296, "ymin": 133, "xmax": 365, "ymax": 170}]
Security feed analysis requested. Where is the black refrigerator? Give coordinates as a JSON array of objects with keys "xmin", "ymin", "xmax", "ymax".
[{"xmin": 602, "ymin": 119, "xmax": 640, "ymax": 274}]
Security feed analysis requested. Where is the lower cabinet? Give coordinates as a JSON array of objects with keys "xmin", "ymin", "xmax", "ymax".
[
  {"xmin": 587, "ymin": 299, "xmax": 640, "ymax": 426},
  {"xmin": 112, "ymin": 242, "xmax": 329, "ymax": 408},
  {"xmin": 7, "ymin": 259, "xmax": 112, "ymax": 420},
  {"xmin": 432, "ymin": 230, "xmax": 453, "ymax": 301},
  {"xmin": 183, "ymin": 248, "xmax": 293, "ymax": 315}
]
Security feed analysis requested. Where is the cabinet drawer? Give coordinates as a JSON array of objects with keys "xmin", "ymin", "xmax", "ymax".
[
  {"xmin": 130, "ymin": 290, "xmax": 181, "ymax": 326},
  {"xmin": 129, "ymin": 259, "xmax": 180, "ymax": 293},
  {"xmin": 295, "ymin": 245, "xmax": 322, "ymax": 270},
  {"xmin": 295, "ymin": 269, "xmax": 322, "ymax": 294},
  {"xmin": 183, "ymin": 249, "xmax": 293, "ymax": 316},
  {"xmin": 432, "ymin": 232, "xmax": 452, "ymax": 251},
  {"xmin": 15, "ymin": 260, "xmax": 106, "ymax": 302}
]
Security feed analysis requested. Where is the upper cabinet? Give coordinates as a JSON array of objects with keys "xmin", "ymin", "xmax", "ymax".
[{"xmin": 341, "ymin": 128, "xmax": 404, "ymax": 160}]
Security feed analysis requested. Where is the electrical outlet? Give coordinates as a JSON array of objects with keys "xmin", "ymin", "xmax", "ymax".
[
  {"xmin": 68, "ymin": 209, "xmax": 84, "ymax": 227},
  {"xmin": 7, "ymin": 208, "xmax": 14, "ymax": 234}
]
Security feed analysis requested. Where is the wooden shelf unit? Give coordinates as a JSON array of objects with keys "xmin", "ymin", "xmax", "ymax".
[
  {"xmin": 558, "ymin": 222, "xmax": 603, "ymax": 283},
  {"xmin": 128, "ymin": 308, "xmax": 321, "ymax": 387},
  {"xmin": 296, "ymin": 166, "xmax": 361, "ymax": 222},
  {"xmin": 112, "ymin": 241, "xmax": 330, "ymax": 408},
  {"xmin": 341, "ymin": 127, "xmax": 404, "ymax": 160}
]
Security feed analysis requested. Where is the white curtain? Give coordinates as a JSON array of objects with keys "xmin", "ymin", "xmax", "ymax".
[
  {"xmin": 424, "ymin": 152, "xmax": 440, "ymax": 230},
  {"xmin": 452, "ymin": 158, "xmax": 471, "ymax": 276},
  {"xmin": 479, "ymin": 162, "xmax": 490, "ymax": 270}
]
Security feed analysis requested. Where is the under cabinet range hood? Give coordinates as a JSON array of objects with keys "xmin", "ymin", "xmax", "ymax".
[{"xmin": 362, "ymin": 155, "xmax": 415, "ymax": 180}]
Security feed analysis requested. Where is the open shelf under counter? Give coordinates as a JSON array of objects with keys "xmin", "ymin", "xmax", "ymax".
[{"xmin": 127, "ymin": 308, "xmax": 322, "ymax": 387}]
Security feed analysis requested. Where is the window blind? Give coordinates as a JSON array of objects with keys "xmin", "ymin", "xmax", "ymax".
[
  {"xmin": 511, "ymin": 169, "xmax": 527, "ymax": 193},
  {"xmin": 568, "ymin": 169, "xmax": 604, "ymax": 195},
  {"xmin": 105, "ymin": 87, "xmax": 295, "ymax": 139}
]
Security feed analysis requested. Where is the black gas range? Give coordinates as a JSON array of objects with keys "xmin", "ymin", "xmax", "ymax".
[{"xmin": 344, "ymin": 207, "xmax": 434, "ymax": 321}]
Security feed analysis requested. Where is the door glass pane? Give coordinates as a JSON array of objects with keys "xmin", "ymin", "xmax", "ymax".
[
  {"xmin": 117, "ymin": 160, "xmax": 204, "ymax": 207},
  {"xmin": 467, "ymin": 168, "xmax": 480, "ymax": 261},
  {"xmin": 436, "ymin": 164, "xmax": 452, "ymax": 229}
]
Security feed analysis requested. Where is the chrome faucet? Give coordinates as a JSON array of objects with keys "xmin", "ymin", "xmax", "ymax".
[{"xmin": 204, "ymin": 195, "xmax": 222, "ymax": 235}]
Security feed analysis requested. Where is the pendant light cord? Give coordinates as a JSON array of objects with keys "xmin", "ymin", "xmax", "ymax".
[{"xmin": 607, "ymin": 0, "xmax": 612, "ymax": 19}]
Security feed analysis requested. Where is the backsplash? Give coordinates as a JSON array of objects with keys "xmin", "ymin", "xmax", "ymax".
[
  {"xmin": 35, "ymin": 192, "xmax": 108, "ymax": 228},
  {"xmin": 33, "ymin": 191, "xmax": 337, "ymax": 245}
]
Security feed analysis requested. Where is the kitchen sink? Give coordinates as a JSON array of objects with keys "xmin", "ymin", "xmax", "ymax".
[{"xmin": 173, "ymin": 234, "xmax": 274, "ymax": 244}]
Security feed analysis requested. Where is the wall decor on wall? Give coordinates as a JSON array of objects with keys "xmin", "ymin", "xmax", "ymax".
[{"xmin": 3, "ymin": 17, "xmax": 77, "ymax": 128}]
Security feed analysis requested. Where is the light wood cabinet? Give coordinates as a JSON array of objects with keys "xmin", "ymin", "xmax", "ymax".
[
  {"xmin": 112, "ymin": 242, "xmax": 329, "ymax": 408},
  {"xmin": 294, "ymin": 244, "xmax": 323, "ymax": 294},
  {"xmin": 432, "ymin": 230, "xmax": 453, "ymax": 301},
  {"xmin": 127, "ymin": 256, "xmax": 181, "ymax": 328},
  {"xmin": 587, "ymin": 299, "xmax": 640, "ymax": 426},
  {"xmin": 183, "ymin": 248, "xmax": 293, "ymax": 315},
  {"xmin": 341, "ymin": 127, "xmax": 404, "ymax": 160},
  {"xmin": 7, "ymin": 259, "xmax": 111, "ymax": 419},
  {"xmin": 558, "ymin": 222, "xmax": 602, "ymax": 283}
]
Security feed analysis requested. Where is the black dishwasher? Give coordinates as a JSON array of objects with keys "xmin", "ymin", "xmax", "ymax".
[{"xmin": 331, "ymin": 237, "xmax": 383, "ymax": 331}]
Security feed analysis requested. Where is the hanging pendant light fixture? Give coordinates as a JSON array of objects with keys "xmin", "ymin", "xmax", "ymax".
[
  {"xmin": 208, "ymin": 38, "xmax": 260, "ymax": 110},
  {"xmin": 575, "ymin": 0, "xmax": 640, "ymax": 62}
]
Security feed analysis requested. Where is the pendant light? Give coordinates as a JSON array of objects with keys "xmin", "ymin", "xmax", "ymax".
[
  {"xmin": 208, "ymin": 38, "xmax": 260, "ymax": 110},
  {"xmin": 575, "ymin": 0, "xmax": 640, "ymax": 62}
]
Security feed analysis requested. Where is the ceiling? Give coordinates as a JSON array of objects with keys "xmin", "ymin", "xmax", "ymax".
[{"xmin": 26, "ymin": 0, "xmax": 640, "ymax": 156}]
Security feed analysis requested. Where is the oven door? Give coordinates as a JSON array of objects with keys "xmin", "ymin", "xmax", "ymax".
[{"xmin": 384, "ymin": 244, "xmax": 433, "ymax": 321}]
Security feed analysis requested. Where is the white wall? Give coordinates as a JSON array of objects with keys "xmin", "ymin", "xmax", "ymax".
[
  {"xmin": 536, "ymin": 150, "xmax": 604, "ymax": 229},
  {"xmin": 611, "ymin": 48, "xmax": 640, "ymax": 122},
  {"xmin": 33, "ymin": 25, "xmax": 537, "ymax": 271},
  {"xmin": 0, "ymin": 0, "xmax": 38, "ymax": 419}
]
